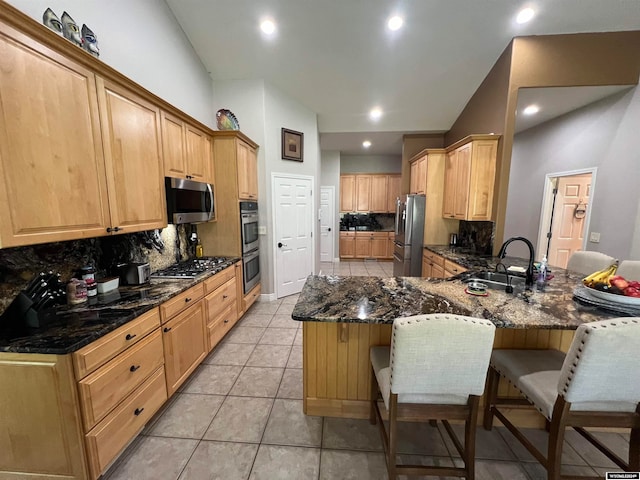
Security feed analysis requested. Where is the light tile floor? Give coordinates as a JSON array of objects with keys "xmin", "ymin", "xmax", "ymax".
[{"xmin": 105, "ymin": 261, "xmax": 631, "ymax": 479}]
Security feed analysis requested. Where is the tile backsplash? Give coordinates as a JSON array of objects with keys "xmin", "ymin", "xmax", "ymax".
[
  {"xmin": 457, "ymin": 220, "xmax": 494, "ymax": 255},
  {"xmin": 0, "ymin": 225, "xmax": 196, "ymax": 315}
]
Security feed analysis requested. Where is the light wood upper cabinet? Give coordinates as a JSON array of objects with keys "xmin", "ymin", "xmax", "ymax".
[
  {"xmin": 355, "ymin": 175, "xmax": 371, "ymax": 212},
  {"xmin": 161, "ymin": 111, "xmax": 186, "ymax": 178},
  {"xmin": 185, "ymin": 124, "xmax": 211, "ymax": 182},
  {"xmin": 370, "ymin": 176, "xmax": 388, "ymax": 212},
  {"xmin": 340, "ymin": 175, "xmax": 356, "ymax": 212},
  {"xmin": 97, "ymin": 79, "xmax": 167, "ymax": 234},
  {"xmin": 442, "ymin": 135, "xmax": 498, "ymax": 221},
  {"xmin": 409, "ymin": 155, "xmax": 427, "ymax": 195},
  {"xmin": 237, "ymin": 139, "xmax": 258, "ymax": 200},
  {"xmin": 387, "ymin": 175, "xmax": 401, "ymax": 213},
  {"xmin": 0, "ymin": 24, "xmax": 111, "ymax": 248},
  {"xmin": 340, "ymin": 174, "xmax": 400, "ymax": 213}
]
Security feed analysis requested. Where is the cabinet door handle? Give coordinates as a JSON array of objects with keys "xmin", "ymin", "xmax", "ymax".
[
  {"xmin": 185, "ymin": 297, "xmax": 191, "ymax": 303},
  {"xmin": 125, "ymin": 333, "xmax": 137, "ymax": 341},
  {"xmin": 106, "ymin": 227, "xmax": 113, "ymax": 233},
  {"xmin": 224, "ymin": 319, "xmax": 229, "ymax": 324},
  {"xmin": 130, "ymin": 365, "xmax": 140, "ymax": 372},
  {"xmin": 223, "ymin": 295, "xmax": 228, "ymax": 299},
  {"xmin": 134, "ymin": 407, "xmax": 144, "ymax": 416},
  {"xmin": 163, "ymin": 327, "xmax": 172, "ymax": 333}
]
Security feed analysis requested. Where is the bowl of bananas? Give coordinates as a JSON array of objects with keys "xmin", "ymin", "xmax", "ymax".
[{"xmin": 582, "ymin": 262, "xmax": 640, "ymax": 305}]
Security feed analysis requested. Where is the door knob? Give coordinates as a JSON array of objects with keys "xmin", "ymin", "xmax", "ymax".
[
  {"xmin": 278, "ymin": 242, "xmax": 287, "ymax": 248},
  {"xmin": 328, "ymin": 228, "xmax": 331, "ymax": 232}
]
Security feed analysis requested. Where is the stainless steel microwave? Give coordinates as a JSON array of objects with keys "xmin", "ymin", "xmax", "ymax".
[{"xmin": 165, "ymin": 177, "xmax": 214, "ymax": 224}]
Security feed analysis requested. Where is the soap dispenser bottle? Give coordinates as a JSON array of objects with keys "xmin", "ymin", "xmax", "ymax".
[{"xmin": 536, "ymin": 255, "xmax": 548, "ymax": 291}]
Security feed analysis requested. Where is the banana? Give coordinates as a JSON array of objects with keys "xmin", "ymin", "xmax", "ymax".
[{"xmin": 582, "ymin": 262, "xmax": 618, "ymax": 287}]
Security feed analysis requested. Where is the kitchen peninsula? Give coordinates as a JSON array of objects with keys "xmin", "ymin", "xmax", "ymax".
[{"xmin": 292, "ymin": 251, "xmax": 618, "ymax": 422}]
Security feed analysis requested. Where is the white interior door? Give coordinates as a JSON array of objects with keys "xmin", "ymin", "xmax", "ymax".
[
  {"xmin": 320, "ymin": 186, "xmax": 335, "ymax": 262},
  {"xmin": 273, "ymin": 174, "xmax": 314, "ymax": 298}
]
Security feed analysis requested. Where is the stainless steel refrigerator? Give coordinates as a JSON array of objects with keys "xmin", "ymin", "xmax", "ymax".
[{"xmin": 393, "ymin": 194, "xmax": 426, "ymax": 276}]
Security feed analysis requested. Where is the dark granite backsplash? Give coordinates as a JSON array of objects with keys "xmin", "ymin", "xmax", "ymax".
[
  {"xmin": 340, "ymin": 213, "xmax": 394, "ymax": 231},
  {"xmin": 457, "ymin": 220, "xmax": 494, "ymax": 255},
  {"xmin": 0, "ymin": 225, "xmax": 197, "ymax": 315}
]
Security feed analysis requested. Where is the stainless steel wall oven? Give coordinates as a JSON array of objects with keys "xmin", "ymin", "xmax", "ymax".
[{"xmin": 240, "ymin": 201, "xmax": 260, "ymax": 293}]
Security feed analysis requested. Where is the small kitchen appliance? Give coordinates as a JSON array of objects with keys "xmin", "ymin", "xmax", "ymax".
[{"xmin": 119, "ymin": 263, "xmax": 151, "ymax": 285}]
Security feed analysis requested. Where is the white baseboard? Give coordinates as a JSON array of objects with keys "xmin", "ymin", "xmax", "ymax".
[
  {"xmin": 334, "ymin": 257, "xmax": 340, "ymax": 263},
  {"xmin": 260, "ymin": 292, "xmax": 277, "ymax": 302}
]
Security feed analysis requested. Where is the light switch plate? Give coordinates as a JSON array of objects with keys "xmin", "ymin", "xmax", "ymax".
[
  {"xmin": 258, "ymin": 226, "xmax": 267, "ymax": 235},
  {"xmin": 589, "ymin": 232, "xmax": 600, "ymax": 243}
]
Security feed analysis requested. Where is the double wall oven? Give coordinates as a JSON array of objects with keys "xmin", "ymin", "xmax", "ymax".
[{"xmin": 240, "ymin": 201, "xmax": 260, "ymax": 293}]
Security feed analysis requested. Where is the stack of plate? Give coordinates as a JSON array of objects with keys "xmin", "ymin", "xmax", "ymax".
[
  {"xmin": 573, "ymin": 285, "xmax": 640, "ymax": 315},
  {"xmin": 465, "ymin": 281, "xmax": 488, "ymax": 296}
]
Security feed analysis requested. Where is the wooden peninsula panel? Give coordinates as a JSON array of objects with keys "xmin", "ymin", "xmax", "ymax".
[{"xmin": 303, "ymin": 322, "xmax": 575, "ymax": 425}]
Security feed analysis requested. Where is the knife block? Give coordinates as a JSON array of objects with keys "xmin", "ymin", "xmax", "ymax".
[{"xmin": 0, "ymin": 292, "xmax": 57, "ymax": 330}]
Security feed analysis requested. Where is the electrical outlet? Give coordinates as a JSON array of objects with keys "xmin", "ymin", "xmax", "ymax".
[
  {"xmin": 589, "ymin": 232, "xmax": 600, "ymax": 243},
  {"xmin": 258, "ymin": 226, "xmax": 267, "ymax": 235}
]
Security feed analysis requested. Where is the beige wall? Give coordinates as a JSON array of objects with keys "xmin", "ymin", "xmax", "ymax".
[{"xmin": 442, "ymin": 31, "xmax": 640, "ymax": 253}]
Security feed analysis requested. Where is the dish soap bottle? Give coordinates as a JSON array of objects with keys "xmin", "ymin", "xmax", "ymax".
[
  {"xmin": 536, "ymin": 255, "xmax": 548, "ymax": 291},
  {"xmin": 195, "ymin": 238, "xmax": 203, "ymax": 258}
]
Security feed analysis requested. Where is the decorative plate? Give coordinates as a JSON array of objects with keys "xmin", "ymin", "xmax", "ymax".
[
  {"xmin": 216, "ymin": 109, "xmax": 240, "ymax": 130},
  {"xmin": 584, "ymin": 287, "xmax": 640, "ymax": 306},
  {"xmin": 465, "ymin": 287, "xmax": 488, "ymax": 297}
]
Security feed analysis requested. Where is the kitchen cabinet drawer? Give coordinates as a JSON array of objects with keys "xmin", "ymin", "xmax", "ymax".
[
  {"xmin": 244, "ymin": 283, "xmax": 261, "ymax": 312},
  {"xmin": 340, "ymin": 231, "xmax": 356, "ymax": 237},
  {"xmin": 204, "ymin": 265, "xmax": 236, "ymax": 294},
  {"xmin": 207, "ymin": 303, "xmax": 236, "ymax": 351},
  {"xmin": 160, "ymin": 283, "xmax": 204, "ymax": 323},
  {"xmin": 73, "ymin": 308, "xmax": 160, "ymax": 380},
  {"xmin": 444, "ymin": 259, "xmax": 467, "ymax": 276},
  {"xmin": 85, "ymin": 366, "xmax": 167, "ymax": 479},
  {"xmin": 205, "ymin": 277, "xmax": 237, "ymax": 325},
  {"xmin": 423, "ymin": 250, "xmax": 445, "ymax": 267},
  {"xmin": 78, "ymin": 329, "xmax": 164, "ymax": 431}
]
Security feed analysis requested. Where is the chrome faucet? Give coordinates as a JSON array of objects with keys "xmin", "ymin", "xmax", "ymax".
[{"xmin": 497, "ymin": 237, "xmax": 535, "ymax": 287}]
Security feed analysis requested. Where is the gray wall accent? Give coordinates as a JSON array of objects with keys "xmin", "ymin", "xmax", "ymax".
[
  {"xmin": 8, "ymin": 0, "xmax": 216, "ymax": 127},
  {"xmin": 321, "ymin": 151, "xmax": 341, "ymax": 259},
  {"xmin": 340, "ymin": 155, "xmax": 402, "ymax": 173},
  {"xmin": 504, "ymin": 87, "xmax": 640, "ymax": 261}
]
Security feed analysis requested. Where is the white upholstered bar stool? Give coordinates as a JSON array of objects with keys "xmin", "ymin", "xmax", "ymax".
[
  {"xmin": 566, "ymin": 251, "xmax": 615, "ymax": 275},
  {"xmin": 483, "ymin": 318, "xmax": 640, "ymax": 480},
  {"xmin": 617, "ymin": 260, "xmax": 640, "ymax": 280},
  {"xmin": 369, "ymin": 314, "xmax": 496, "ymax": 479}
]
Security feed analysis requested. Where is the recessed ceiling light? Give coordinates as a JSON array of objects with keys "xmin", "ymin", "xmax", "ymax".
[
  {"xmin": 523, "ymin": 104, "xmax": 539, "ymax": 115},
  {"xmin": 516, "ymin": 7, "xmax": 535, "ymax": 24},
  {"xmin": 387, "ymin": 16, "xmax": 403, "ymax": 31},
  {"xmin": 362, "ymin": 140, "xmax": 372, "ymax": 148},
  {"xmin": 260, "ymin": 19, "xmax": 276, "ymax": 35},
  {"xmin": 369, "ymin": 107, "xmax": 383, "ymax": 121}
]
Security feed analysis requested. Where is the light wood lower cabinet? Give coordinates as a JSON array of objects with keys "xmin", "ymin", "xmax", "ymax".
[
  {"xmin": 0, "ymin": 353, "xmax": 88, "ymax": 480},
  {"xmin": 84, "ymin": 367, "xmax": 166, "ymax": 479},
  {"xmin": 244, "ymin": 283, "xmax": 261, "ymax": 312},
  {"xmin": 349, "ymin": 232, "xmax": 394, "ymax": 260},
  {"xmin": 422, "ymin": 250, "xmax": 466, "ymax": 278},
  {"xmin": 205, "ymin": 275, "xmax": 238, "ymax": 352},
  {"xmin": 162, "ymin": 300, "xmax": 207, "ymax": 396},
  {"xmin": 77, "ymin": 329, "xmax": 164, "ymax": 431}
]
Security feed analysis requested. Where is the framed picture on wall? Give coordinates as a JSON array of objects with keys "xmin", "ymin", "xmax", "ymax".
[{"xmin": 281, "ymin": 128, "xmax": 304, "ymax": 162}]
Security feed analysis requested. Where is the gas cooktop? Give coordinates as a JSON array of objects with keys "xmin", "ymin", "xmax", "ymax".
[{"xmin": 150, "ymin": 257, "xmax": 234, "ymax": 280}]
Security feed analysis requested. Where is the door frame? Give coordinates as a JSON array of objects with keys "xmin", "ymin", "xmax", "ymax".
[
  {"xmin": 319, "ymin": 185, "xmax": 336, "ymax": 263},
  {"xmin": 271, "ymin": 172, "xmax": 315, "ymax": 299},
  {"xmin": 536, "ymin": 167, "xmax": 597, "ymax": 262}
]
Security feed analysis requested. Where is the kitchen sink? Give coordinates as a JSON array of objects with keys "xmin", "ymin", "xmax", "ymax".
[{"xmin": 463, "ymin": 271, "xmax": 528, "ymax": 293}]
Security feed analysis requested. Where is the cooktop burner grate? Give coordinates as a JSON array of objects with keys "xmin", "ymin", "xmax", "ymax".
[{"xmin": 150, "ymin": 257, "xmax": 234, "ymax": 279}]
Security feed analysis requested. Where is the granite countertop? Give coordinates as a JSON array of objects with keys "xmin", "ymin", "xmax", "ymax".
[
  {"xmin": 0, "ymin": 259, "xmax": 239, "ymax": 355},
  {"xmin": 292, "ymin": 257, "xmax": 619, "ymax": 329}
]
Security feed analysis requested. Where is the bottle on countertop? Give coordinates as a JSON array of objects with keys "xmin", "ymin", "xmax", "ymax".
[
  {"xmin": 536, "ymin": 255, "xmax": 548, "ymax": 291},
  {"xmin": 195, "ymin": 239, "xmax": 203, "ymax": 258}
]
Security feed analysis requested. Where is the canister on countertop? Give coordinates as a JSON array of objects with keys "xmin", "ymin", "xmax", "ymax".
[
  {"xmin": 66, "ymin": 278, "xmax": 87, "ymax": 304},
  {"xmin": 85, "ymin": 278, "xmax": 97, "ymax": 297},
  {"xmin": 80, "ymin": 265, "xmax": 95, "ymax": 282}
]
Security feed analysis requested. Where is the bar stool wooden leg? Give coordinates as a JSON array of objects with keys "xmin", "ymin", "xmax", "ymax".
[
  {"xmin": 387, "ymin": 393, "xmax": 398, "ymax": 479},
  {"xmin": 547, "ymin": 397, "xmax": 571, "ymax": 480},
  {"xmin": 370, "ymin": 366, "xmax": 378, "ymax": 425},
  {"xmin": 465, "ymin": 396, "xmax": 480, "ymax": 480},
  {"xmin": 483, "ymin": 367, "xmax": 499, "ymax": 430}
]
